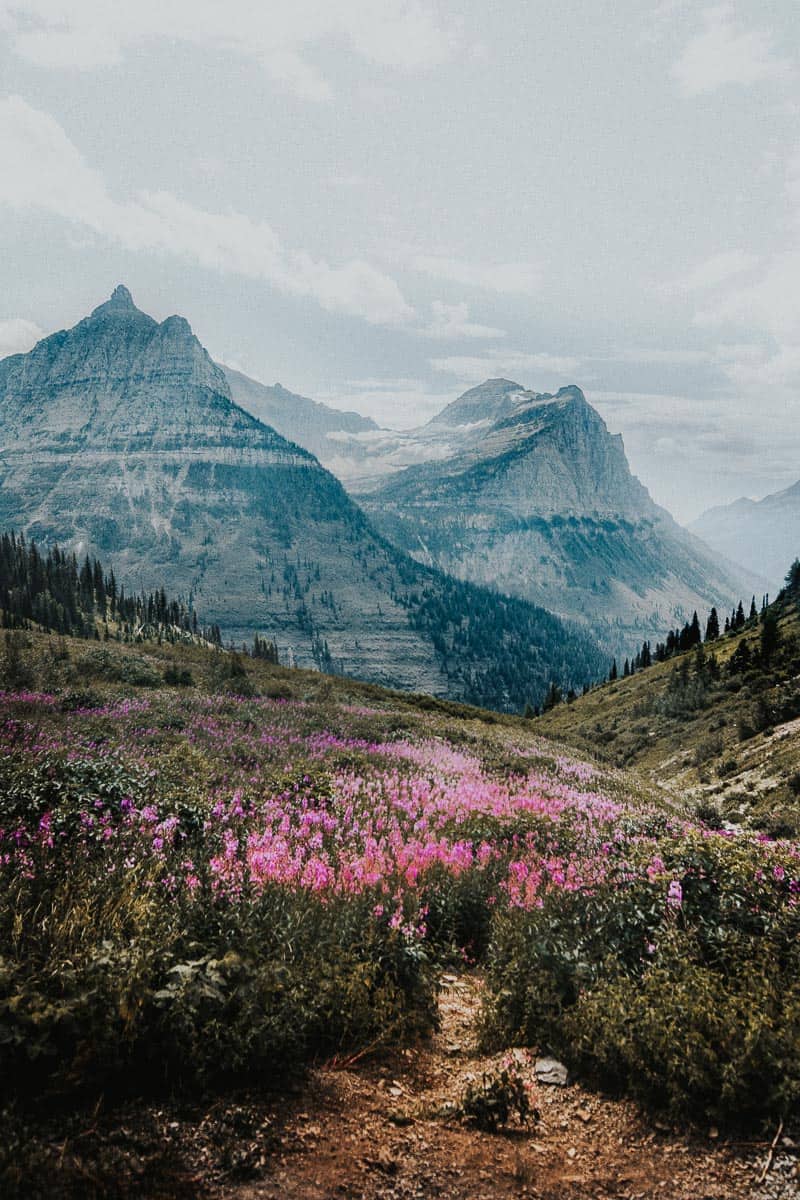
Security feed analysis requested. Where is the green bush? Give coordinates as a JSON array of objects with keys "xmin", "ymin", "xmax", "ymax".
[
  {"xmin": 564, "ymin": 932, "xmax": 800, "ymax": 1125},
  {"xmin": 0, "ymin": 891, "xmax": 437, "ymax": 1100},
  {"xmin": 482, "ymin": 834, "xmax": 800, "ymax": 1125}
]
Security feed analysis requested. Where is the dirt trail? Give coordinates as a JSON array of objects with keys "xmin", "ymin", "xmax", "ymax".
[{"xmin": 222, "ymin": 974, "xmax": 788, "ymax": 1200}]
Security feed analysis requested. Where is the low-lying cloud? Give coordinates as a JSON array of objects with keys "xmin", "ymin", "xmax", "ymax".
[{"xmin": 0, "ymin": 96, "xmax": 414, "ymax": 327}]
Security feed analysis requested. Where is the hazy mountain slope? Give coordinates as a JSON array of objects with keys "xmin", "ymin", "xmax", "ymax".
[
  {"xmin": 691, "ymin": 482, "xmax": 800, "ymax": 591},
  {"xmin": 222, "ymin": 367, "xmax": 378, "ymax": 463},
  {"xmin": 0, "ymin": 287, "xmax": 605, "ymax": 709},
  {"xmin": 357, "ymin": 384, "xmax": 750, "ymax": 654}
]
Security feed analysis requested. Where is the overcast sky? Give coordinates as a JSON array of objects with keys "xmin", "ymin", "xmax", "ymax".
[{"xmin": 0, "ymin": 1, "xmax": 798, "ymax": 522}]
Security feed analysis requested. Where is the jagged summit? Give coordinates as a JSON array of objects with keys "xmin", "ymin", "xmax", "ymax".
[
  {"xmin": 90, "ymin": 284, "xmax": 140, "ymax": 319},
  {"xmin": 0, "ymin": 286, "xmax": 301, "ymax": 456},
  {"xmin": 359, "ymin": 377, "xmax": 748, "ymax": 653},
  {"xmin": 108, "ymin": 283, "xmax": 135, "ymax": 309}
]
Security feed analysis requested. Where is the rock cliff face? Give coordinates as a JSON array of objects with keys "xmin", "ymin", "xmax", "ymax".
[
  {"xmin": 690, "ymin": 482, "xmax": 800, "ymax": 593},
  {"xmin": 0, "ymin": 289, "xmax": 605, "ymax": 708},
  {"xmin": 355, "ymin": 383, "xmax": 750, "ymax": 653}
]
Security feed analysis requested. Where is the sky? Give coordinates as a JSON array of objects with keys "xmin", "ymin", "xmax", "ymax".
[{"xmin": 0, "ymin": 0, "xmax": 798, "ymax": 523}]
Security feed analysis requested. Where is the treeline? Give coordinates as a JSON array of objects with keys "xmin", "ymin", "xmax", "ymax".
[
  {"xmin": 0, "ymin": 531, "xmax": 220, "ymax": 644},
  {"xmin": 606, "ymin": 585, "xmax": 782, "ymax": 684},
  {"xmin": 401, "ymin": 573, "xmax": 607, "ymax": 713}
]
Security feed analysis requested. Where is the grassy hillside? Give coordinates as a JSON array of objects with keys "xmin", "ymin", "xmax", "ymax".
[{"xmin": 535, "ymin": 576, "xmax": 800, "ymax": 835}]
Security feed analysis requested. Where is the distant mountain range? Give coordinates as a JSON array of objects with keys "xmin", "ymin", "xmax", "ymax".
[
  {"xmin": 217, "ymin": 369, "xmax": 753, "ymax": 652},
  {"xmin": 0, "ymin": 286, "xmax": 605, "ymax": 710},
  {"xmin": 691, "ymin": 483, "xmax": 800, "ymax": 593},
  {"xmin": 223, "ymin": 368, "xmax": 379, "ymax": 462}
]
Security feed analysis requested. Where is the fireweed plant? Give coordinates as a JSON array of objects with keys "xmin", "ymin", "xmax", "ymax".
[{"xmin": 0, "ymin": 686, "xmax": 798, "ymax": 1124}]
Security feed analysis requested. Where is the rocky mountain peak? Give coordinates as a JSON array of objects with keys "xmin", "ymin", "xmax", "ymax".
[{"xmin": 89, "ymin": 284, "xmax": 140, "ymax": 319}]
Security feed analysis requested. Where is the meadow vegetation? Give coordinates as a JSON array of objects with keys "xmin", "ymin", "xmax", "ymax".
[{"xmin": 1, "ymin": 629, "xmax": 798, "ymax": 1156}]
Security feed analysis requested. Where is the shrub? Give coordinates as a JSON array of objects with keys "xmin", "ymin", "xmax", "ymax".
[
  {"xmin": 482, "ymin": 833, "xmax": 800, "ymax": 1125},
  {"xmin": 564, "ymin": 932, "xmax": 800, "ymax": 1125},
  {"xmin": 458, "ymin": 1060, "xmax": 537, "ymax": 1132}
]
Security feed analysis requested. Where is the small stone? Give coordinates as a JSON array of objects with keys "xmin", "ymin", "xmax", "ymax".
[{"xmin": 535, "ymin": 1056, "xmax": 569, "ymax": 1087}]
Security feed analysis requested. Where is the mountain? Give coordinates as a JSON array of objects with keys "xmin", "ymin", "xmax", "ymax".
[
  {"xmin": 690, "ymin": 481, "xmax": 800, "ymax": 592},
  {"xmin": 427, "ymin": 377, "xmax": 529, "ymax": 428},
  {"xmin": 0, "ymin": 287, "xmax": 606, "ymax": 710},
  {"xmin": 222, "ymin": 367, "xmax": 379, "ymax": 463},
  {"xmin": 354, "ymin": 382, "xmax": 751, "ymax": 654}
]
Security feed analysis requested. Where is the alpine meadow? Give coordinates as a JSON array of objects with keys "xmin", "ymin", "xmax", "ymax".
[{"xmin": 0, "ymin": 4, "xmax": 798, "ymax": 1198}]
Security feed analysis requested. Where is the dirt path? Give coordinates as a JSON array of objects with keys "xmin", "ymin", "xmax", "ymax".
[{"xmin": 219, "ymin": 974, "xmax": 792, "ymax": 1200}]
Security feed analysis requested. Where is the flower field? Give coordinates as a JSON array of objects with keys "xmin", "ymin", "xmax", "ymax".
[{"xmin": 2, "ymin": 676, "xmax": 799, "ymax": 1126}]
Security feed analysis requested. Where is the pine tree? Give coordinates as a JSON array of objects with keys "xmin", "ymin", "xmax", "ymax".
[{"xmin": 705, "ymin": 607, "xmax": 719, "ymax": 642}]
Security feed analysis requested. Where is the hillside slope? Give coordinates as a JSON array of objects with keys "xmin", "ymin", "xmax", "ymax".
[
  {"xmin": 2, "ymin": 628, "xmax": 797, "ymax": 1199},
  {"xmin": 535, "ymin": 565, "xmax": 800, "ymax": 834}
]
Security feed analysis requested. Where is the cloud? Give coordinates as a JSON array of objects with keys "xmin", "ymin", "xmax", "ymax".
[
  {"xmin": 682, "ymin": 151, "xmax": 800, "ymax": 404},
  {"xmin": 672, "ymin": 249, "xmax": 761, "ymax": 293},
  {"xmin": 0, "ymin": 317, "xmax": 44, "ymax": 358},
  {"xmin": 671, "ymin": 5, "xmax": 791, "ymax": 96},
  {"xmin": 410, "ymin": 254, "xmax": 541, "ymax": 295},
  {"xmin": 0, "ymin": 96, "xmax": 414, "ymax": 327},
  {"xmin": 420, "ymin": 301, "xmax": 506, "ymax": 340},
  {"xmin": 694, "ymin": 253, "xmax": 800, "ymax": 342},
  {"xmin": 601, "ymin": 347, "xmax": 715, "ymax": 365},
  {"xmin": 431, "ymin": 350, "xmax": 582, "ymax": 386},
  {"xmin": 0, "ymin": 1, "xmax": 457, "ymax": 100},
  {"xmin": 318, "ymin": 378, "xmax": 453, "ymax": 429}
]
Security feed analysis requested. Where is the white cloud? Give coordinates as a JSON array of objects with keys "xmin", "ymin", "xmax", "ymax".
[
  {"xmin": 672, "ymin": 5, "xmax": 791, "ymax": 96},
  {"xmin": 420, "ymin": 300, "xmax": 506, "ymax": 340},
  {"xmin": 0, "ymin": 317, "xmax": 44, "ymax": 358},
  {"xmin": 410, "ymin": 254, "xmax": 541, "ymax": 295},
  {"xmin": 0, "ymin": 1, "xmax": 457, "ymax": 100},
  {"xmin": 0, "ymin": 96, "xmax": 414, "ymax": 327},
  {"xmin": 694, "ymin": 253, "xmax": 800, "ymax": 342},
  {"xmin": 602, "ymin": 347, "xmax": 714, "ymax": 365},
  {"xmin": 431, "ymin": 350, "xmax": 581, "ymax": 385},
  {"xmin": 673, "ymin": 249, "xmax": 761, "ymax": 292},
  {"xmin": 318, "ymin": 378, "xmax": 453, "ymax": 429}
]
